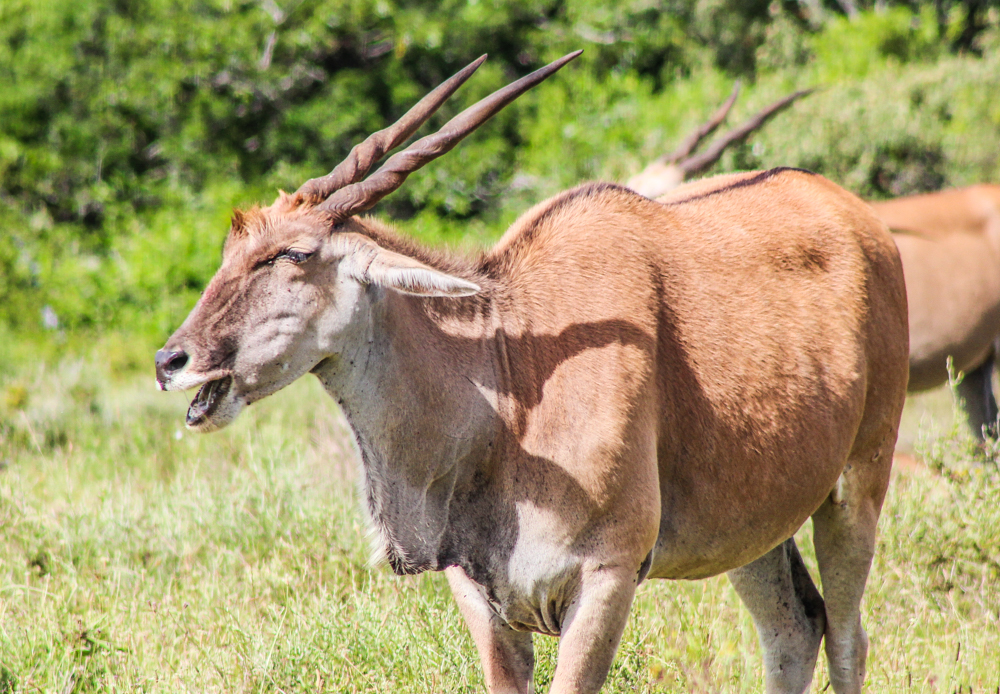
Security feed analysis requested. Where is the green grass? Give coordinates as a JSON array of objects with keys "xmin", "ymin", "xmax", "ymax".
[{"xmin": 1, "ymin": 357, "xmax": 999, "ymax": 692}]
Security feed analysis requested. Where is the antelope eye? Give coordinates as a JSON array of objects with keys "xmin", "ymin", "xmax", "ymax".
[
  {"xmin": 280, "ymin": 250, "xmax": 313, "ymax": 264},
  {"xmin": 259, "ymin": 250, "xmax": 314, "ymax": 268}
]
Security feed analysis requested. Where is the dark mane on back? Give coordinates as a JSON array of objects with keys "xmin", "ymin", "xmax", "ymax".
[
  {"xmin": 508, "ymin": 182, "xmax": 639, "ymax": 239},
  {"xmin": 664, "ymin": 167, "xmax": 816, "ymax": 206}
]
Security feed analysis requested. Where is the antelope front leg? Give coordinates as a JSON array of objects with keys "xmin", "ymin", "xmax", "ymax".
[
  {"xmin": 549, "ymin": 564, "xmax": 639, "ymax": 694},
  {"xmin": 446, "ymin": 567, "xmax": 536, "ymax": 693}
]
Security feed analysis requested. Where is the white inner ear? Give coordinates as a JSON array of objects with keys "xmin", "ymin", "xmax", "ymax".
[{"xmin": 335, "ymin": 234, "xmax": 480, "ymax": 298}]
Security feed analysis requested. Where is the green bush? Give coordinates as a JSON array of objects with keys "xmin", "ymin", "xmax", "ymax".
[
  {"xmin": 743, "ymin": 50, "xmax": 1000, "ymax": 198},
  {"xmin": 0, "ymin": 1, "xmax": 998, "ymax": 354}
]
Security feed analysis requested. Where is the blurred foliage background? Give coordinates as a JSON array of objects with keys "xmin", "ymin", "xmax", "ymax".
[{"xmin": 1, "ymin": 0, "xmax": 999, "ymax": 362}]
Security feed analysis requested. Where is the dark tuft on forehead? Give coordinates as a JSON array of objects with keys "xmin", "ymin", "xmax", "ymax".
[{"xmin": 220, "ymin": 197, "xmax": 334, "ymax": 270}]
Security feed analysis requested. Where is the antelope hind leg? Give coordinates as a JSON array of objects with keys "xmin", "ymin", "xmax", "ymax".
[
  {"xmin": 956, "ymin": 356, "xmax": 999, "ymax": 441},
  {"xmin": 728, "ymin": 538, "xmax": 826, "ymax": 694},
  {"xmin": 446, "ymin": 567, "xmax": 535, "ymax": 694},
  {"xmin": 992, "ymin": 343, "xmax": 1000, "ymax": 439},
  {"xmin": 811, "ymin": 445, "xmax": 891, "ymax": 694}
]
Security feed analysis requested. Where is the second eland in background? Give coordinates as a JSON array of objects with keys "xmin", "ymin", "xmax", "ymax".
[{"xmin": 628, "ymin": 90, "xmax": 1000, "ymax": 442}]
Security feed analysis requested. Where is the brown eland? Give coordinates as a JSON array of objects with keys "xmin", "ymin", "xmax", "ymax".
[
  {"xmin": 626, "ymin": 83, "xmax": 813, "ymax": 200},
  {"xmin": 628, "ymin": 105, "xmax": 999, "ymax": 440},
  {"xmin": 156, "ymin": 53, "xmax": 908, "ymax": 693},
  {"xmin": 870, "ymin": 186, "xmax": 1000, "ymax": 441}
]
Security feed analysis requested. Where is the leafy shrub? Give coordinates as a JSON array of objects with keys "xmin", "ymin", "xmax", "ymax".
[
  {"xmin": 0, "ymin": 1, "xmax": 999, "ymax": 353},
  {"xmin": 744, "ymin": 50, "xmax": 1000, "ymax": 198}
]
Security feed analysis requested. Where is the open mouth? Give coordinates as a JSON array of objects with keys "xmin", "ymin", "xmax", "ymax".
[{"xmin": 186, "ymin": 376, "xmax": 233, "ymax": 427}]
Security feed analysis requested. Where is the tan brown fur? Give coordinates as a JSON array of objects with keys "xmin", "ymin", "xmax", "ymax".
[
  {"xmin": 158, "ymin": 166, "xmax": 908, "ymax": 694},
  {"xmin": 154, "ymin": 45, "xmax": 905, "ymax": 694},
  {"xmin": 869, "ymin": 186, "xmax": 1000, "ymax": 385},
  {"xmin": 631, "ymin": 125, "xmax": 1000, "ymax": 439},
  {"xmin": 869, "ymin": 185, "xmax": 1000, "ymax": 439}
]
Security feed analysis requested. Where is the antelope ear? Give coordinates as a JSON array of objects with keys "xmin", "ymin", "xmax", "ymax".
[{"xmin": 335, "ymin": 234, "xmax": 481, "ymax": 298}]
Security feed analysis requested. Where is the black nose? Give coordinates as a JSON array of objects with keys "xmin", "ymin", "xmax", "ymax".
[{"xmin": 155, "ymin": 349, "xmax": 189, "ymax": 382}]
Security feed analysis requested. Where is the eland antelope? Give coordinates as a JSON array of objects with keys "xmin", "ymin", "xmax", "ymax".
[
  {"xmin": 870, "ymin": 187, "xmax": 1000, "ymax": 440},
  {"xmin": 626, "ymin": 83, "xmax": 813, "ymax": 200},
  {"xmin": 628, "ymin": 100, "xmax": 1000, "ymax": 440},
  {"xmin": 155, "ymin": 53, "xmax": 909, "ymax": 693}
]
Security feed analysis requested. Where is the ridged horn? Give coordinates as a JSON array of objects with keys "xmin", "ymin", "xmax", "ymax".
[
  {"xmin": 678, "ymin": 88, "xmax": 815, "ymax": 177},
  {"xmin": 316, "ymin": 50, "xmax": 583, "ymax": 220},
  {"xmin": 661, "ymin": 82, "xmax": 741, "ymax": 166},
  {"xmin": 294, "ymin": 55, "xmax": 488, "ymax": 204}
]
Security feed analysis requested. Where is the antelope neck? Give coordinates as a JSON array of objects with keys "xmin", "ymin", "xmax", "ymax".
[{"xmin": 312, "ymin": 286, "xmax": 512, "ymax": 577}]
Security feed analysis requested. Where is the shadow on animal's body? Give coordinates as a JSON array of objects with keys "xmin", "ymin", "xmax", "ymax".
[{"xmin": 156, "ymin": 54, "xmax": 908, "ymax": 693}]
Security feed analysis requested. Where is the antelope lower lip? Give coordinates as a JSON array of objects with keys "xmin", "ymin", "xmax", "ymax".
[{"xmin": 186, "ymin": 376, "xmax": 232, "ymax": 426}]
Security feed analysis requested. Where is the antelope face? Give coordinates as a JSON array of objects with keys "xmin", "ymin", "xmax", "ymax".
[
  {"xmin": 153, "ymin": 50, "xmax": 579, "ymax": 431},
  {"xmin": 156, "ymin": 208, "xmax": 480, "ymax": 432},
  {"xmin": 156, "ymin": 206, "xmax": 349, "ymax": 432}
]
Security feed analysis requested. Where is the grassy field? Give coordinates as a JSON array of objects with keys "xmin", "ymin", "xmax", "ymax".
[{"xmin": 1, "ymin": 353, "xmax": 999, "ymax": 693}]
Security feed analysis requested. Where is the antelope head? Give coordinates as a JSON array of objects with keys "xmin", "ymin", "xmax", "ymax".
[
  {"xmin": 154, "ymin": 51, "xmax": 581, "ymax": 431},
  {"xmin": 627, "ymin": 84, "xmax": 813, "ymax": 199}
]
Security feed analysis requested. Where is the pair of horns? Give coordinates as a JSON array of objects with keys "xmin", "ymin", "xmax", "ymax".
[
  {"xmin": 295, "ymin": 51, "xmax": 583, "ymax": 221},
  {"xmin": 662, "ymin": 83, "xmax": 815, "ymax": 177}
]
